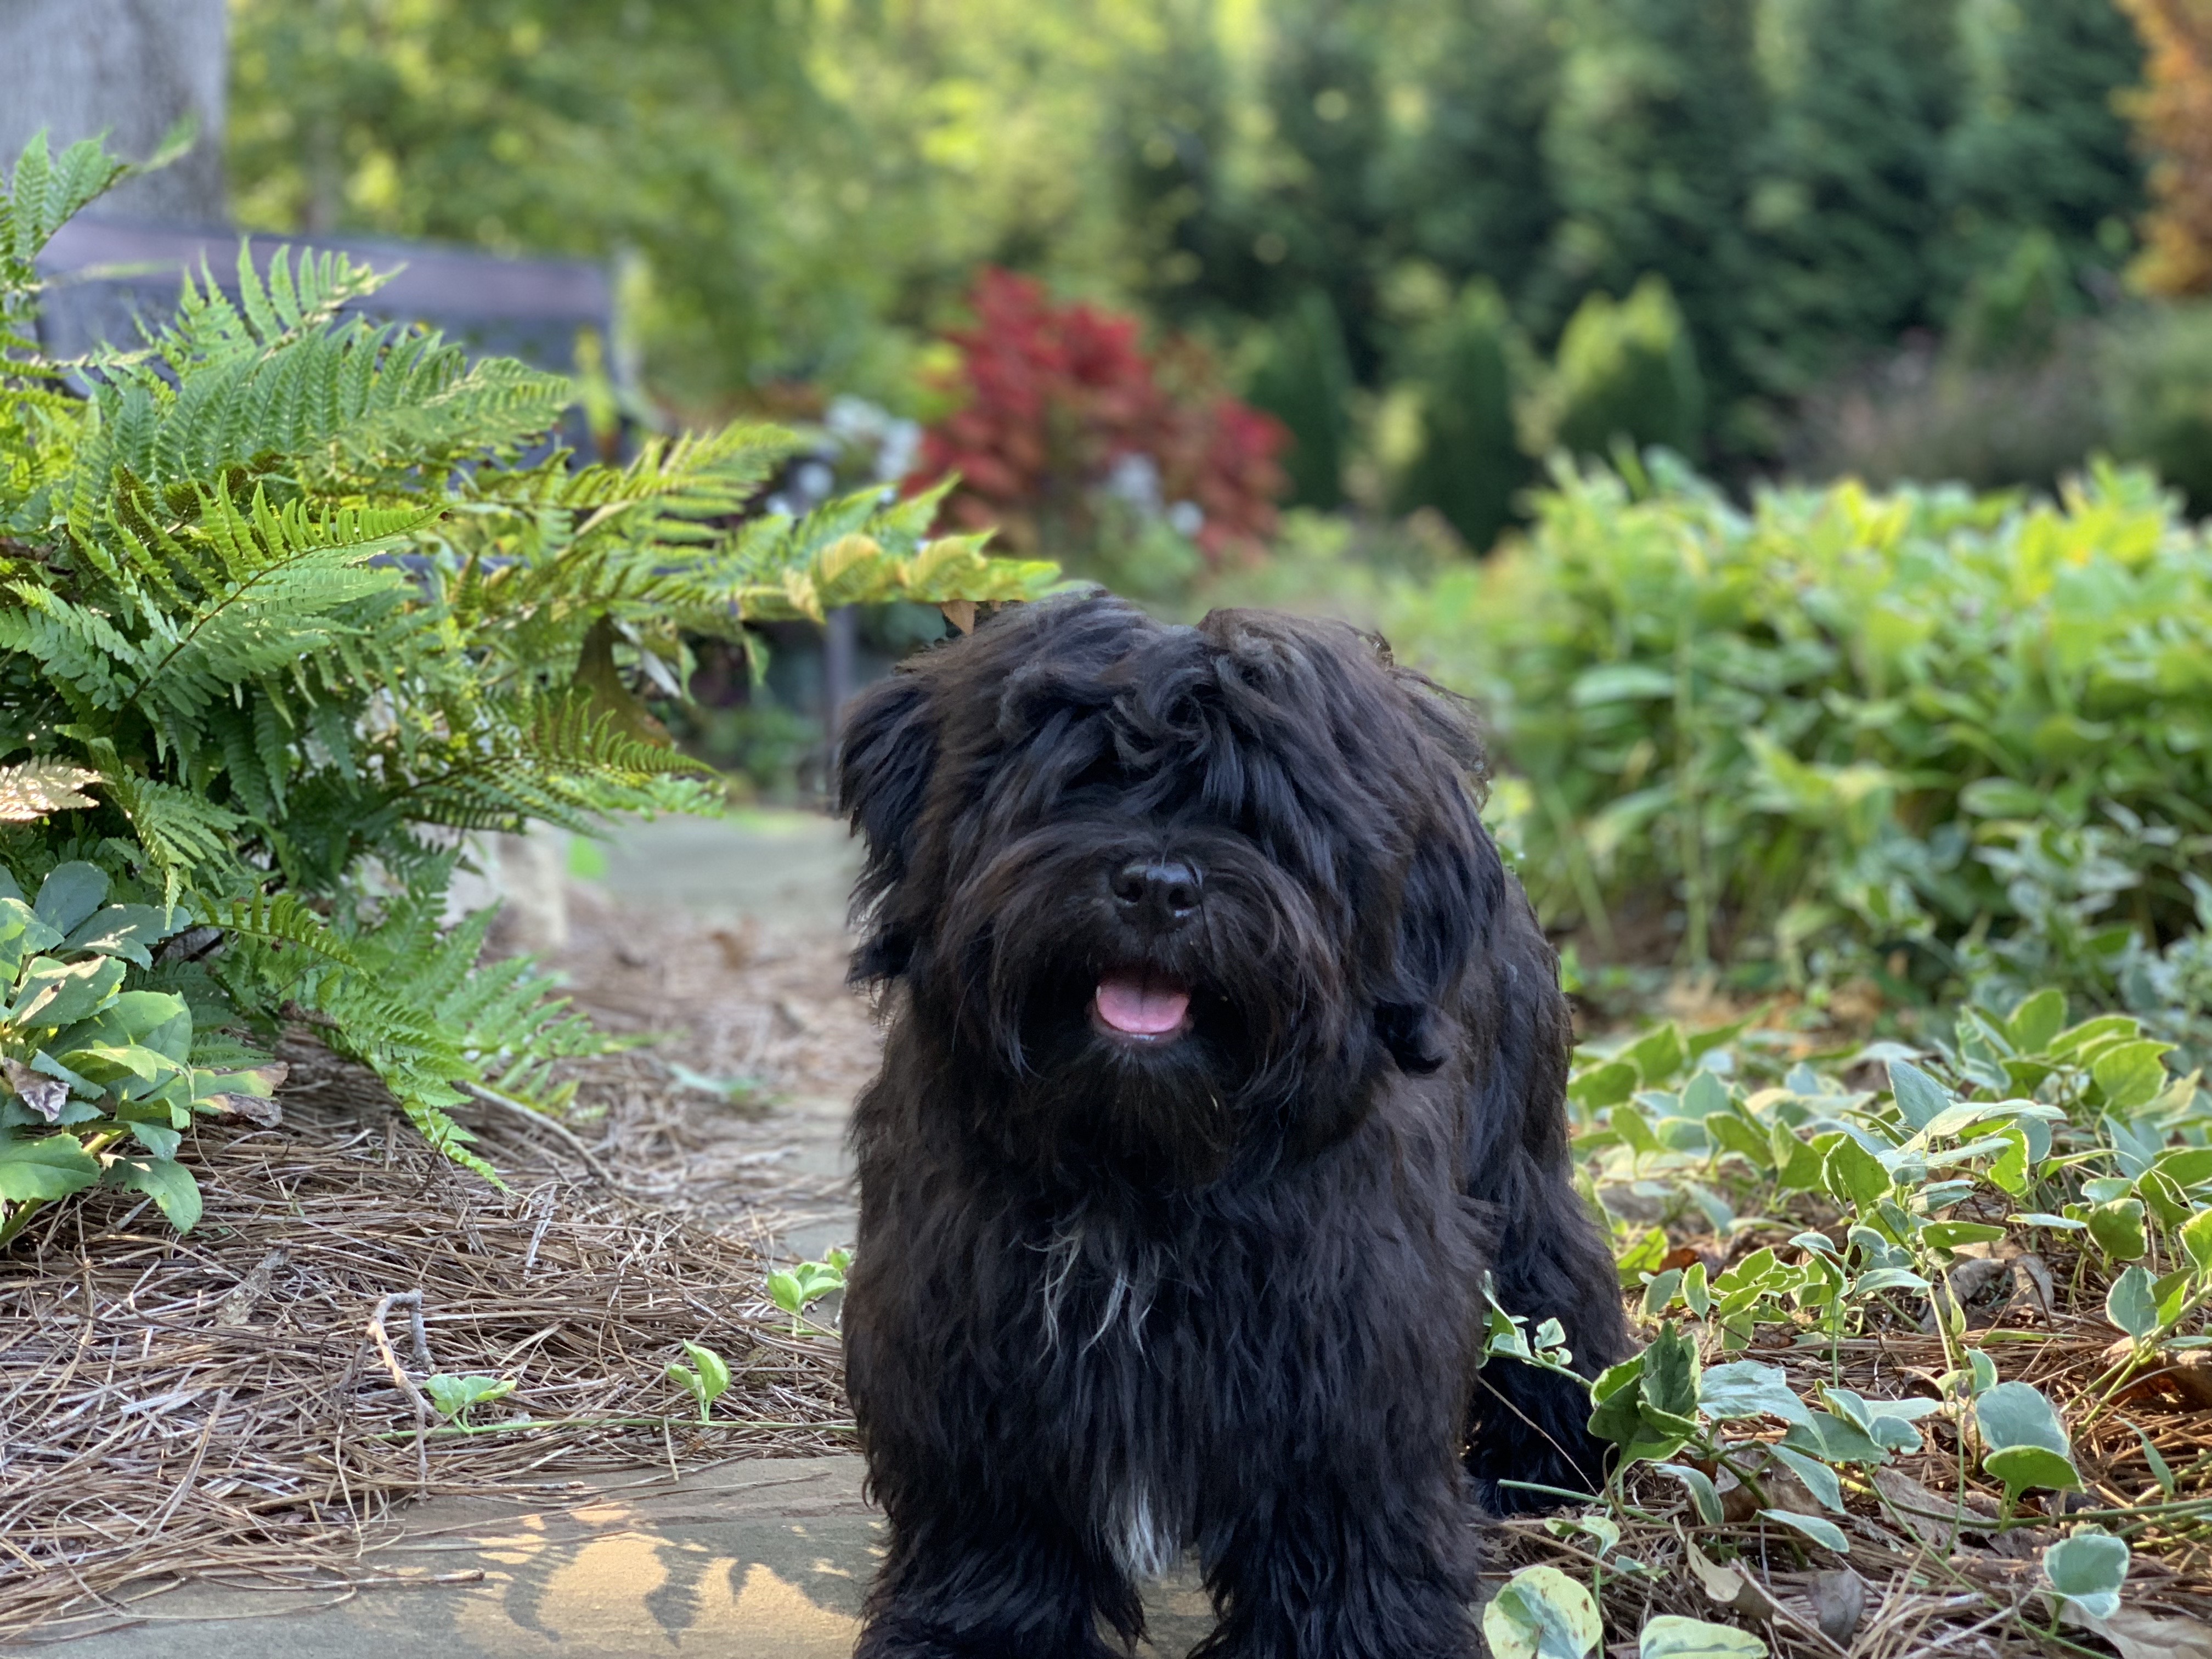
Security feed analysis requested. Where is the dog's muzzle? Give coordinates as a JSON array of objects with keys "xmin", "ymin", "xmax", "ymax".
[{"xmin": 1093, "ymin": 859, "xmax": 1201, "ymax": 1043}]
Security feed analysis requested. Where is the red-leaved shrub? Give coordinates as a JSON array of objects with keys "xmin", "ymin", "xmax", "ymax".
[{"xmin": 909, "ymin": 269, "xmax": 1286, "ymax": 563}]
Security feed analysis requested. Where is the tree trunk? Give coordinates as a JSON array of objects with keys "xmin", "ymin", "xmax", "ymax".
[{"xmin": 0, "ymin": 0, "xmax": 228, "ymax": 222}]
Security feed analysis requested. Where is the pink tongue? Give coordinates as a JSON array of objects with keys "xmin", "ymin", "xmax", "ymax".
[{"xmin": 1096, "ymin": 974, "xmax": 1190, "ymax": 1035}]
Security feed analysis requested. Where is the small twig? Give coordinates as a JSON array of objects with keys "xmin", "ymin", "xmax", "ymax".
[
  {"xmin": 458, "ymin": 1081, "xmax": 619, "ymax": 1189},
  {"xmin": 367, "ymin": 1290, "xmax": 433, "ymax": 1488}
]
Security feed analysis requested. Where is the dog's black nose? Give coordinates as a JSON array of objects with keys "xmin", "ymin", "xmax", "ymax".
[{"xmin": 1111, "ymin": 859, "xmax": 1202, "ymax": 928}]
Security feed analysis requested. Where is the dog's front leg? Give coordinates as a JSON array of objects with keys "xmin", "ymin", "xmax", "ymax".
[
  {"xmin": 1189, "ymin": 1466, "xmax": 1479, "ymax": 1659},
  {"xmin": 856, "ymin": 1494, "xmax": 1137, "ymax": 1659}
]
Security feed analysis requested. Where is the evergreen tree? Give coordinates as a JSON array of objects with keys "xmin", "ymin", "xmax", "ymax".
[
  {"xmin": 1547, "ymin": 275, "xmax": 1705, "ymax": 461},
  {"xmin": 1244, "ymin": 287, "xmax": 1355, "ymax": 508},
  {"xmin": 1536, "ymin": 0, "xmax": 1765, "ymax": 436},
  {"xmin": 1393, "ymin": 281, "xmax": 1526, "ymax": 551},
  {"xmin": 1381, "ymin": 0, "xmax": 1565, "ymax": 308},
  {"xmin": 1740, "ymin": 0, "xmax": 1962, "ymax": 396},
  {"xmin": 1944, "ymin": 0, "xmax": 2146, "ymax": 290},
  {"xmin": 1245, "ymin": 0, "xmax": 1395, "ymax": 379}
]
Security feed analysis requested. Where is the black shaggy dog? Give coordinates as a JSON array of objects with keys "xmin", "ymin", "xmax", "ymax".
[{"xmin": 836, "ymin": 594, "xmax": 1630, "ymax": 1659}]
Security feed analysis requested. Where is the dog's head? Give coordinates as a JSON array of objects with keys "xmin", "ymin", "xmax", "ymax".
[{"xmin": 838, "ymin": 594, "xmax": 1512, "ymax": 1185}]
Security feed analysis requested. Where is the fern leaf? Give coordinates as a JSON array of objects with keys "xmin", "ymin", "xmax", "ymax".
[{"xmin": 0, "ymin": 761, "xmax": 101, "ymax": 821}]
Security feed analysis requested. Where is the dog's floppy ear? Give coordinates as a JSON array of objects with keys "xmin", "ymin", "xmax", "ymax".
[
  {"xmin": 1375, "ymin": 820, "xmax": 1495, "ymax": 1074},
  {"xmin": 837, "ymin": 672, "xmax": 937, "ymax": 981}
]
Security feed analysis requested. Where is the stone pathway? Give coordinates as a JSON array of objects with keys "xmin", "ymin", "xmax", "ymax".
[{"xmin": 31, "ymin": 1459, "xmax": 1218, "ymax": 1657}]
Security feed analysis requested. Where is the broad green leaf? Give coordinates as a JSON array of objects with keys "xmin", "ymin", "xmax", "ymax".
[
  {"xmin": 1985, "ymin": 1444, "xmax": 2081, "ymax": 1498},
  {"xmin": 1918, "ymin": 1222, "xmax": 2006, "ymax": 1250},
  {"xmin": 679, "ymin": 1339, "xmax": 731, "ymax": 1401},
  {"xmin": 10, "ymin": 954, "xmax": 125, "ymax": 1028},
  {"xmin": 1615, "ymin": 1226, "xmax": 1668, "ymax": 1286},
  {"xmin": 1977, "ymin": 1380, "xmax": 2071, "ymax": 1455},
  {"xmin": 1758, "ymin": 1508, "xmax": 1849, "ymax": 1553},
  {"xmin": 1639, "ymin": 1615, "xmax": 1767, "ymax": 1659},
  {"xmin": 2138, "ymin": 1167, "xmax": 2192, "ymax": 1230},
  {"xmin": 2095, "ymin": 1041, "xmax": 2174, "ymax": 1113},
  {"xmin": 1679, "ymin": 1071, "xmax": 1731, "ymax": 1119},
  {"xmin": 2107, "ymin": 1265, "xmax": 2159, "ymax": 1339},
  {"xmin": 2089, "ymin": 1198, "xmax": 2149, "ymax": 1262},
  {"xmin": 0, "ymin": 897, "xmax": 64, "ymax": 979},
  {"xmin": 1621, "ymin": 1022, "xmax": 1688, "ymax": 1086},
  {"xmin": 425, "ymin": 1374, "xmax": 516, "ymax": 1419},
  {"xmin": 1977, "ymin": 1381, "xmax": 2078, "ymax": 1498},
  {"xmin": 32, "ymin": 862, "xmax": 108, "ymax": 935},
  {"xmin": 103, "ymin": 1154, "xmax": 202, "ymax": 1231},
  {"xmin": 1850, "ymin": 1267, "xmax": 1932, "ymax": 1296},
  {"xmin": 2007, "ymin": 988, "xmax": 2067, "ymax": 1054},
  {"xmin": 1642, "ymin": 1268, "xmax": 1684, "ymax": 1316},
  {"xmin": 60, "ymin": 904, "xmax": 187, "ymax": 969},
  {"xmin": 2181, "ymin": 1209, "xmax": 2212, "ymax": 1277},
  {"xmin": 1767, "ymin": 1444, "xmax": 1844, "ymax": 1512},
  {"xmin": 1784, "ymin": 1410, "xmax": 1891, "ymax": 1467},
  {"xmin": 1568, "ymin": 1059, "xmax": 1638, "ymax": 1110},
  {"xmin": 1822, "ymin": 1136, "xmax": 1888, "ymax": 1211},
  {"xmin": 1698, "ymin": 1361, "xmax": 1814, "ymax": 1427},
  {"xmin": 2050, "ymin": 1014, "xmax": 2144, "ymax": 1060},
  {"xmin": 1770, "ymin": 1127, "xmax": 1825, "ymax": 1191},
  {"xmin": 1641, "ymin": 1322, "xmax": 1700, "ymax": 1423},
  {"xmin": 1481, "ymin": 1565, "xmax": 1600, "ymax": 1659},
  {"xmin": 1681, "ymin": 1261, "xmax": 1711, "ymax": 1318},
  {"xmin": 2044, "ymin": 1531, "xmax": 2129, "ymax": 1623},
  {"xmin": 2157, "ymin": 1147, "xmax": 2212, "ymax": 1188},
  {"xmin": 1887, "ymin": 1059, "xmax": 1951, "ymax": 1131},
  {"xmin": 0, "ymin": 1131, "xmax": 101, "ymax": 1200}
]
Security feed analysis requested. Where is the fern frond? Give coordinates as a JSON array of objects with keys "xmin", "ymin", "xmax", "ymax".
[
  {"xmin": 0, "ymin": 760, "xmax": 101, "ymax": 821},
  {"xmin": 1, "ymin": 134, "xmax": 130, "ymax": 294}
]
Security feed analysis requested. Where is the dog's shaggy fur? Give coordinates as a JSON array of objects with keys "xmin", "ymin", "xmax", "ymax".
[{"xmin": 836, "ymin": 595, "xmax": 1630, "ymax": 1658}]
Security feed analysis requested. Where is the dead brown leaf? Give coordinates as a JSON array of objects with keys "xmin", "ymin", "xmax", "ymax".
[
  {"xmin": 3, "ymin": 1058, "xmax": 67, "ymax": 1124},
  {"xmin": 1809, "ymin": 1569, "xmax": 1865, "ymax": 1644},
  {"xmin": 2081, "ymin": 1607, "xmax": 2212, "ymax": 1659}
]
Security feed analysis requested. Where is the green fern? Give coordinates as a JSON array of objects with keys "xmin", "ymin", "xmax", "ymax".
[{"xmin": 0, "ymin": 134, "xmax": 1059, "ymax": 1240}]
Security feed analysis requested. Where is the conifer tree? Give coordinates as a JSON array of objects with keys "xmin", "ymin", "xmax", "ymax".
[
  {"xmin": 1537, "ymin": 0, "xmax": 1765, "ymax": 433},
  {"xmin": 1946, "ymin": 0, "xmax": 2147, "ymax": 289},
  {"xmin": 1244, "ymin": 288, "xmax": 1355, "ymax": 509},
  {"xmin": 1741, "ymin": 0, "xmax": 1961, "ymax": 394},
  {"xmin": 1393, "ymin": 281, "xmax": 1526, "ymax": 551}
]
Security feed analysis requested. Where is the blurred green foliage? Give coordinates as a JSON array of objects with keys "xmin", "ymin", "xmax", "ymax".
[
  {"xmin": 1379, "ymin": 455, "xmax": 2212, "ymax": 1026},
  {"xmin": 228, "ymin": 0, "xmax": 2146, "ymax": 471},
  {"xmin": 1539, "ymin": 278, "xmax": 1705, "ymax": 464}
]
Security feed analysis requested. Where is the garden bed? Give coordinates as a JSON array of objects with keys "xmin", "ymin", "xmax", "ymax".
[{"xmin": 0, "ymin": 896, "xmax": 874, "ymax": 1643}]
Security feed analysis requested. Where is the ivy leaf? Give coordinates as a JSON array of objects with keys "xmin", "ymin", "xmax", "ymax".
[
  {"xmin": 2043, "ymin": 1531, "xmax": 2130, "ymax": 1624},
  {"xmin": 1759, "ymin": 1508, "xmax": 1850, "ymax": 1553},
  {"xmin": 1639, "ymin": 1616, "xmax": 1767, "ymax": 1659},
  {"xmin": 2107, "ymin": 1265, "xmax": 2160, "ymax": 1340},
  {"xmin": 2088, "ymin": 1198, "xmax": 2149, "ymax": 1262},
  {"xmin": 1887, "ymin": 1059, "xmax": 1951, "ymax": 1131},
  {"xmin": 1481, "ymin": 1565, "xmax": 1601, "ymax": 1659}
]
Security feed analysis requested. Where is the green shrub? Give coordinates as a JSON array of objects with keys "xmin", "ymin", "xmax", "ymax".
[
  {"xmin": 1387, "ymin": 452, "xmax": 2212, "ymax": 1035},
  {"xmin": 1243, "ymin": 288, "xmax": 1353, "ymax": 510},
  {"xmin": 1538, "ymin": 275, "xmax": 1705, "ymax": 462},
  {"xmin": 1391, "ymin": 279, "xmax": 1527, "ymax": 552},
  {"xmin": 2104, "ymin": 301, "xmax": 2212, "ymax": 515},
  {"xmin": 0, "ymin": 136, "xmax": 1056, "ymax": 1244}
]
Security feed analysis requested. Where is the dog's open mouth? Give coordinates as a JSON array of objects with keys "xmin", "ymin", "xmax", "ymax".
[{"xmin": 1093, "ymin": 971, "xmax": 1191, "ymax": 1043}]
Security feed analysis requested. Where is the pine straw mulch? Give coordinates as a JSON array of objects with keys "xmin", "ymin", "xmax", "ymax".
[
  {"xmin": 0, "ymin": 895, "xmax": 876, "ymax": 1645},
  {"xmin": 1480, "ymin": 1224, "xmax": 2212, "ymax": 1658}
]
